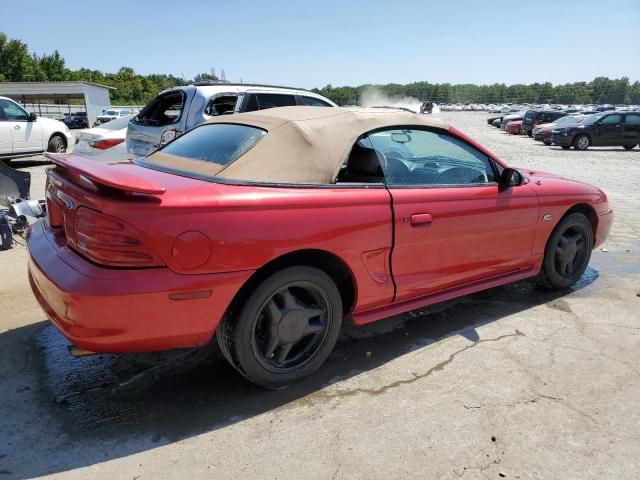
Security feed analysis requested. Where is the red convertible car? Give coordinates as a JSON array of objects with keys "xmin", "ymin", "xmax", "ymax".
[{"xmin": 28, "ymin": 107, "xmax": 613, "ymax": 388}]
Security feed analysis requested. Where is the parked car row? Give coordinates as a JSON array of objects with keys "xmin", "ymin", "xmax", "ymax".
[
  {"xmin": 489, "ymin": 108, "xmax": 640, "ymax": 150},
  {"xmin": 96, "ymin": 108, "xmax": 139, "ymax": 126},
  {"xmin": 62, "ymin": 111, "xmax": 89, "ymax": 129},
  {"xmin": 443, "ymin": 102, "xmax": 640, "ymax": 113}
]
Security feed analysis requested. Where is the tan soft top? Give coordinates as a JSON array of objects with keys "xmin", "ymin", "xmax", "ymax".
[{"xmin": 150, "ymin": 106, "xmax": 450, "ymax": 184}]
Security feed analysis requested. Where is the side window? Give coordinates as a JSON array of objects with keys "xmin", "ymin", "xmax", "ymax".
[
  {"xmin": 367, "ymin": 129, "xmax": 497, "ymax": 186},
  {"xmin": 624, "ymin": 114, "xmax": 640, "ymax": 125},
  {"xmin": 601, "ymin": 114, "xmax": 622, "ymax": 125},
  {"xmin": 301, "ymin": 96, "xmax": 332, "ymax": 107},
  {"xmin": 245, "ymin": 93, "xmax": 296, "ymax": 112},
  {"xmin": 336, "ymin": 137, "xmax": 385, "ymax": 183},
  {"xmin": 204, "ymin": 95, "xmax": 238, "ymax": 116},
  {"xmin": 133, "ymin": 91, "xmax": 184, "ymax": 126},
  {"xmin": 0, "ymin": 99, "xmax": 29, "ymax": 121}
]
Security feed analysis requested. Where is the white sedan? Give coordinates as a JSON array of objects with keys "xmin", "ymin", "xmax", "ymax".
[
  {"xmin": 0, "ymin": 96, "xmax": 72, "ymax": 161},
  {"xmin": 96, "ymin": 108, "xmax": 137, "ymax": 126},
  {"xmin": 73, "ymin": 115, "xmax": 130, "ymax": 163}
]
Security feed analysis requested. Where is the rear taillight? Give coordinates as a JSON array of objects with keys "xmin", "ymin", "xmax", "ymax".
[
  {"xmin": 72, "ymin": 207, "xmax": 164, "ymax": 267},
  {"xmin": 46, "ymin": 194, "xmax": 64, "ymax": 227},
  {"xmin": 89, "ymin": 138, "xmax": 124, "ymax": 150}
]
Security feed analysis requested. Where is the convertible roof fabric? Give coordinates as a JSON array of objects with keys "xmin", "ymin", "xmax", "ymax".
[{"xmin": 151, "ymin": 106, "xmax": 450, "ymax": 184}]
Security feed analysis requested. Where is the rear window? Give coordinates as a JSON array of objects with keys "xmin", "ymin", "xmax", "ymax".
[
  {"xmin": 133, "ymin": 91, "xmax": 185, "ymax": 126},
  {"xmin": 245, "ymin": 93, "xmax": 296, "ymax": 112},
  {"xmin": 624, "ymin": 114, "xmax": 640, "ymax": 125},
  {"xmin": 152, "ymin": 123, "xmax": 265, "ymax": 166}
]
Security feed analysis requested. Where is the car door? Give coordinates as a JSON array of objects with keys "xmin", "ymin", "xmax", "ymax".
[
  {"xmin": 0, "ymin": 106, "xmax": 11, "ymax": 154},
  {"xmin": 595, "ymin": 113, "xmax": 624, "ymax": 146},
  {"xmin": 367, "ymin": 128, "xmax": 539, "ymax": 302},
  {"xmin": 622, "ymin": 113, "xmax": 640, "ymax": 146},
  {"xmin": 0, "ymin": 99, "xmax": 43, "ymax": 153}
]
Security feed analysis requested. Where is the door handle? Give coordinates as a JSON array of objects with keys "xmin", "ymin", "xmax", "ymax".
[
  {"xmin": 410, "ymin": 213, "xmax": 433, "ymax": 226},
  {"xmin": 13, "ymin": 125, "xmax": 20, "ymax": 130}
]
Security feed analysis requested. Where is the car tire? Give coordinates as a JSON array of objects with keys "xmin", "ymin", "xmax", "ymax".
[
  {"xmin": 623, "ymin": 145, "xmax": 636, "ymax": 150},
  {"xmin": 543, "ymin": 139, "xmax": 552, "ymax": 145},
  {"xmin": 537, "ymin": 213, "xmax": 593, "ymax": 290},
  {"xmin": 527, "ymin": 131, "xmax": 533, "ymax": 137},
  {"xmin": 47, "ymin": 134, "xmax": 66, "ymax": 153},
  {"xmin": 217, "ymin": 266, "xmax": 343, "ymax": 389},
  {"xmin": 573, "ymin": 134, "xmax": 590, "ymax": 151}
]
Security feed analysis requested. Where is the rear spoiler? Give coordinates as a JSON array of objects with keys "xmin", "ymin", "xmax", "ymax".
[{"xmin": 45, "ymin": 153, "xmax": 166, "ymax": 195}]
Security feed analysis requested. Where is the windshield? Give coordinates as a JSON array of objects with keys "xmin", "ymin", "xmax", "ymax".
[
  {"xmin": 555, "ymin": 116, "xmax": 581, "ymax": 126},
  {"xmin": 583, "ymin": 113, "xmax": 606, "ymax": 125},
  {"xmin": 142, "ymin": 123, "xmax": 266, "ymax": 176}
]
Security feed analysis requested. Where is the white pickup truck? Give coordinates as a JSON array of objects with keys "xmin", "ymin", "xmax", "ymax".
[{"xmin": 0, "ymin": 96, "xmax": 72, "ymax": 161}]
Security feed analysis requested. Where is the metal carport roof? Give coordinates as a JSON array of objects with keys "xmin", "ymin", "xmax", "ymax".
[{"xmin": 0, "ymin": 81, "xmax": 115, "ymax": 126}]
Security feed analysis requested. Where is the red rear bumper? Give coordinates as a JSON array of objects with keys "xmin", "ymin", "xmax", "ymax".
[{"xmin": 27, "ymin": 220, "xmax": 253, "ymax": 352}]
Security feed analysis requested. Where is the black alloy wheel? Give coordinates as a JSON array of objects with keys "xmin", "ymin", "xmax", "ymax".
[
  {"xmin": 217, "ymin": 266, "xmax": 342, "ymax": 389},
  {"xmin": 252, "ymin": 282, "xmax": 330, "ymax": 371},
  {"xmin": 538, "ymin": 213, "xmax": 593, "ymax": 289}
]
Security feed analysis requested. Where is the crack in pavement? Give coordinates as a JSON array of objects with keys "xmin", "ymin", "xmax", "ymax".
[{"xmin": 314, "ymin": 330, "xmax": 525, "ymax": 400}]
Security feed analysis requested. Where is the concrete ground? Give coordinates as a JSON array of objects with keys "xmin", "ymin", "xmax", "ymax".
[{"xmin": 0, "ymin": 112, "xmax": 638, "ymax": 479}]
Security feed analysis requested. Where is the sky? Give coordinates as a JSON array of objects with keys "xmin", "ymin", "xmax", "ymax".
[{"xmin": 1, "ymin": 0, "xmax": 639, "ymax": 88}]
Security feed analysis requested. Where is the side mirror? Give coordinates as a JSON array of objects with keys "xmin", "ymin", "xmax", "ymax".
[
  {"xmin": 500, "ymin": 167, "xmax": 525, "ymax": 187},
  {"xmin": 29, "ymin": 112, "xmax": 37, "ymax": 121}
]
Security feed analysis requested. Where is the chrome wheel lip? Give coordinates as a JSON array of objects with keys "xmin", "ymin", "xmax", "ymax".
[{"xmin": 251, "ymin": 280, "xmax": 332, "ymax": 373}]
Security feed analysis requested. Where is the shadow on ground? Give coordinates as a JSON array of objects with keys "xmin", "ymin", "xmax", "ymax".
[{"xmin": 0, "ymin": 269, "xmax": 601, "ymax": 479}]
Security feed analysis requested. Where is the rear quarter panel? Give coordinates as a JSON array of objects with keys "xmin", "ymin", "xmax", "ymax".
[{"xmin": 105, "ymin": 183, "xmax": 395, "ymax": 313}]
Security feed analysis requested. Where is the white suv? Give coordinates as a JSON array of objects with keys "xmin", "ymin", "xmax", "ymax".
[
  {"xmin": 127, "ymin": 83, "xmax": 337, "ymax": 157},
  {"xmin": 0, "ymin": 96, "xmax": 72, "ymax": 161}
]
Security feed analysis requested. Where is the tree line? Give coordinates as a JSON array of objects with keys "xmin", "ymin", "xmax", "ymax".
[
  {"xmin": 1, "ymin": 32, "xmax": 638, "ymax": 106},
  {"xmin": 0, "ymin": 32, "xmax": 206, "ymax": 104}
]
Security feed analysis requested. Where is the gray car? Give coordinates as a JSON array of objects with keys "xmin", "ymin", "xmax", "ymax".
[{"xmin": 126, "ymin": 83, "xmax": 337, "ymax": 158}]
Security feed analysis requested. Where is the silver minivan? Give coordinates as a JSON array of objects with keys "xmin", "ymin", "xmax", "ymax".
[{"xmin": 126, "ymin": 83, "xmax": 337, "ymax": 158}]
